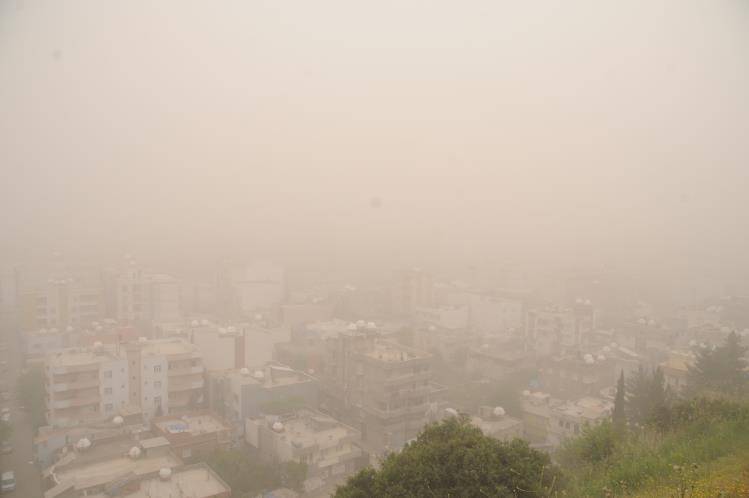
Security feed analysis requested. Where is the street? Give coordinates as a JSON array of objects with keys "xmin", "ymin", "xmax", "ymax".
[{"xmin": 1, "ymin": 315, "xmax": 42, "ymax": 498}]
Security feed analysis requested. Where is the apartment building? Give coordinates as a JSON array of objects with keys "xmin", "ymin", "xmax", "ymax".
[
  {"xmin": 42, "ymin": 435, "xmax": 181, "ymax": 498},
  {"xmin": 525, "ymin": 302, "xmax": 596, "ymax": 356},
  {"xmin": 112, "ymin": 268, "xmax": 181, "ymax": 327},
  {"xmin": 469, "ymin": 294, "xmax": 524, "ymax": 334},
  {"xmin": 471, "ymin": 406, "xmax": 524, "ymax": 442},
  {"xmin": 207, "ymin": 362, "xmax": 318, "ymax": 431},
  {"xmin": 521, "ymin": 391, "xmax": 613, "ymax": 448},
  {"xmin": 20, "ymin": 276, "xmax": 103, "ymax": 331},
  {"xmin": 124, "ymin": 338, "xmax": 205, "ymax": 419},
  {"xmin": 391, "ymin": 268, "xmax": 434, "ymax": 317},
  {"xmin": 44, "ymin": 346, "xmax": 129, "ymax": 428},
  {"xmin": 320, "ymin": 328, "xmax": 444, "ymax": 454},
  {"xmin": 152, "ymin": 412, "xmax": 231, "ymax": 460},
  {"xmin": 245, "ymin": 408, "xmax": 364, "ymax": 479}
]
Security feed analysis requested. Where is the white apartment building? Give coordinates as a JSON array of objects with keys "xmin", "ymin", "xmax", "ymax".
[
  {"xmin": 44, "ymin": 346, "xmax": 129, "ymax": 428},
  {"xmin": 114, "ymin": 268, "xmax": 181, "ymax": 327},
  {"xmin": 27, "ymin": 277, "xmax": 102, "ymax": 330},
  {"xmin": 124, "ymin": 338, "xmax": 205, "ymax": 419},
  {"xmin": 245, "ymin": 408, "xmax": 363, "ymax": 479},
  {"xmin": 469, "ymin": 294, "xmax": 524, "ymax": 335}
]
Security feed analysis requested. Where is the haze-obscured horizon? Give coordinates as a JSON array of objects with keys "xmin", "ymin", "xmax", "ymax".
[{"xmin": 2, "ymin": 0, "xmax": 748, "ymax": 294}]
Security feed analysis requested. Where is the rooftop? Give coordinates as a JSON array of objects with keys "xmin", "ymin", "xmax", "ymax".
[
  {"xmin": 553, "ymin": 396, "xmax": 613, "ymax": 421},
  {"xmin": 155, "ymin": 414, "xmax": 228, "ymax": 436},
  {"xmin": 137, "ymin": 339, "xmax": 200, "ymax": 357},
  {"xmin": 259, "ymin": 409, "xmax": 358, "ymax": 451},
  {"xmin": 46, "ymin": 347, "xmax": 123, "ymax": 368},
  {"xmin": 103, "ymin": 464, "xmax": 230, "ymax": 498},
  {"xmin": 362, "ymin": 341, "xmax": 429, "ymax": 363}
]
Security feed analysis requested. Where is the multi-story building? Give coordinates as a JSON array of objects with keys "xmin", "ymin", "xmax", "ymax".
[
  {"xmin": 547, "ymin": 396, "xmax": 613, "ymax": 447},
  {"xmin": 415, "ymin": 305, "xmax": 469, "ymax": 331},
  {"xmin": 525, "ymin": 302, "xmax": 596, "ymax": 356},
  {"xmin": 471, "ymin": 406, "xmax": 524, "ymax": 442},
  {"xmin": 466, "ymin": 338, "xmax": 531, "ymax": 382},
  {"xmin": 20, "ymin": 275, "xmax": 103, "ymax": 331},
  {"xmin": 44, "ymin": 346, "xmax": 129, "ymax": 428},
  {"xmin": 216, "ymin": 261, "xmax": 286, "ymax": 320},
  {"xmin": 320, "ymin": 327, "xmax": 445, "ymax": 454},
  {"xmin": 207, "ymin": 363, "xmax": 318, "ymax": 432},
  {"xmin": 245, "ymin": 408, "xmax": 364, "ymax": 480},
  {"xmin": 468, "ymin": 293, "xmax": 525, "ymax": 335},
  {"xmin": 152, "ymin": 411, "xmax": 231, "ymax": 460},
  {"xmin": 521, "ymin": 391, "xmax": 613, "ymax": 448},
  {"xmin": 124, "ymin": 338, "xmax": 205, "ymax": 419},
  {"xmin": 391, "ymin": 268, "xmax": 434, "ymax": 317},
  {"xmin": 112, "ymin": 267, "xmax": 181, "ymax": 328},
  {"xmin": 42, "ymin": 434, "xmax": 181, "ymax": 498}
]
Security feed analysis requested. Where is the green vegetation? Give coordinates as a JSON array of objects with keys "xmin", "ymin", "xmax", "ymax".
[
  {"xmin": 334, "ymin": 416, "xmax": 562, "ymax": 498},
  {"xmin": 17, "ymin": 364, "xmax": 46, "ymax": 429},
  {"xmin": 203, "ymin": 448, "xmax": 307, "ymax": 497},
  {"xmin": 688, "ymin": 331, "xmax": 748, "ymax": 397},
  {"xmin": 559, "ymin": 398, "xmax": 749, "ymax": 497}
]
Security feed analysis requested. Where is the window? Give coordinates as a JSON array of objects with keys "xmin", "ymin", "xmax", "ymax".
[
  {"xmin": 104, "ymin": 387, "xmax": 112, "ymax": 395},
  {"xmin": 103, "ymin": 370, "xmax": 112, "ymax": 378},
  {"xmin": 154, "ymin": 365, "xmax": 162, "ymax": 373},
  {"xmin": 154, "ymin": 381, "xmax": 161, "ymax": 389},
  {"xmin": 105, "ymin": 403, "xmax": 113, "ymax": 412},
  {"xmin": 154, "ymin": 396, "xmax": 161, "ymax": 406}
]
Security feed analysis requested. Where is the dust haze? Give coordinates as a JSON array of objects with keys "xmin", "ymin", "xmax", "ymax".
[{"xmin": 2, "ymin": 0, "xmax": 749, "ymax": 295}]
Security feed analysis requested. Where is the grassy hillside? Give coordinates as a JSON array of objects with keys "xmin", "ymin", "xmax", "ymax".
[{"xmin": 559, "ymin": 398, "xmax": 749, "ymax": 497}]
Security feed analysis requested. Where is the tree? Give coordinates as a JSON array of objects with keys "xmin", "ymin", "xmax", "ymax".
[
  {"xmin": 203, "ymin": 448, "xmax": 307, "ymax": 496},
  {"xmin": 627, "ymin": 366, "xmax": 669, "ymax": 426},
  {"xmin": 612, "ymin": 370, "xmax": 627, "ymax": 434},
  {"xmin": 335, "ymin": 416, "xmax": 562, "ymax": 498},
  {"xmin": 688, "ymin": 331, "xmax": 748, "ymax": 397}
]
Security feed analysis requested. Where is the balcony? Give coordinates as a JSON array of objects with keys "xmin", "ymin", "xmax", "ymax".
[
  {"xmin": 51, "ymin": 378, "xmax": 99, "ymax": 392},
  {"xmin": 51, "ymin": 395, "xmax": 100, "ymax": 409},
  {"xmin": 383, "ymin": 371, "xmax": 431, "ymax": 387},
  {"xmin": 168, "ymin": 365, "xmax": 204, "ymax": 377},
  {"xmin": 168, "ymin": 378, "xmax": 204, "ymax": 392}
]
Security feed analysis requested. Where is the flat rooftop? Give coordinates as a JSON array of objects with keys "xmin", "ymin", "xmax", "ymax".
[
  {"xmin": 52, "ymin": 452, "xmax": 180, "ymax": 492},
  {"xmin": 265, "ymin": 409, "xmax": 357, "ymax": 450},
  {"xmin": 113, "ymin": 464, "xmax": 230, "ymax": 498},
  {"xmin": 156, "ymin": 414, "xmax": 228, "ymax": 436},
  {"xmin": 138, "ymin": 339, "xmax": 199, "ymax": 357},
  {"xmin": 46, "ymin": 348, "xmax": 122, "ymax": 368},
  {"xmin": 363, "ymin": 341, "xmax": 429, "ymax": 362},
  {"xmin": 554, "ymin": 397, "xmax": 613, "ymax": 420}
]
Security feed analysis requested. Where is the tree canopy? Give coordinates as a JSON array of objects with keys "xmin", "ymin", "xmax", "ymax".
[
  {"xmin": 688, "ymin": 331, "xmax": 748, "ymax": 397},
  {"xmin": 334, "ymin": 416, "xmax": 562, "ymax": 498}
]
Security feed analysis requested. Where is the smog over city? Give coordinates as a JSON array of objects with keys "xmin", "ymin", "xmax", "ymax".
[{"xmin": 1, "ymin": 1, "xmax": 748, "ymax": 497}]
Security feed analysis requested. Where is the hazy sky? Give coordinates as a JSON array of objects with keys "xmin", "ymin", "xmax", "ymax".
[{"xmin": 1, "ymin": 0, "xmax": 748, "ymax": 287}]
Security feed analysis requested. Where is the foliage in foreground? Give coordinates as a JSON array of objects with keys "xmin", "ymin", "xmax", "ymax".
[
  {"xmin": 558, "ymin": 397, "xmax": 749, "ymax": 497},
  {"xmin": 335, "ymin": 416, "xmax": 562, "ymax": 498},
  {"xmin": 202, "ymin": 448, "xmax": 307, "ymax": 496}
]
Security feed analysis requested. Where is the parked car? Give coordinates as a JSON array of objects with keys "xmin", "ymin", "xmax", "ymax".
[
  {"xmin": 0, "ymin": 471, "xmax": 15, "ymax": 493},
  {"xmin": 0, "ymin": 442, "xmax": 12, "ymax": 455},
  {"xmin": 0, "ymin": 413, "xmax": 9, "ymax": 423}
]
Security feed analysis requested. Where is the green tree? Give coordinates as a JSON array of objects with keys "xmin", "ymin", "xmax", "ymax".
[
  {"xmin": 335, "ymin": 416, "xmax": 562, "ymax": 498},
  {"xmin": 688, "ymin": 331, "xmax": 748, "ymax": 397},
  {"xmin": 627, "ymin": 366, "xmax": 669, "ymax": 426},
  {"xmin": 557, "ymin": 420, "xmax": 617, "ymax": 467},
  {"xmin": 17, "ymin": 365, "xmax": 46, "ymax": 429},
  {"xmin": 203, "ymin": 448, "xmax": 307, "ymax": 496},
  {"xmin": 612, "ymin": 370, "xmax": 627, "ymax": 434}
]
